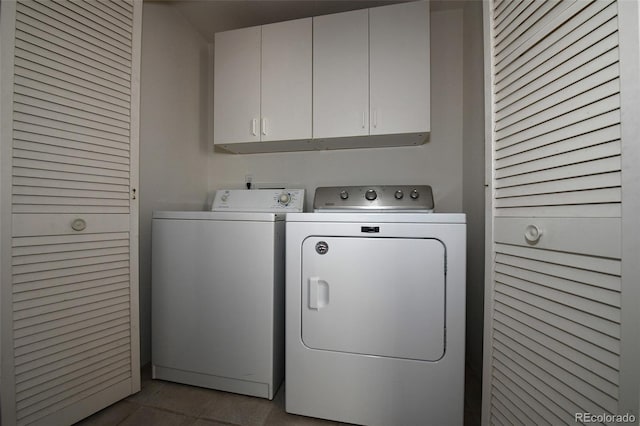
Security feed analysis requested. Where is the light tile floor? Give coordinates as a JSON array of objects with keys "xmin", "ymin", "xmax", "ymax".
[{"xmin": 76, "ymin": 365, "xmax": 482, "ymax": 426}]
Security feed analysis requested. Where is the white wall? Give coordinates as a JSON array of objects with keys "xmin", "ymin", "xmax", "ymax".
[
  {"xmin": 208, "ymin": 8, "xmax": 464, "ymax": 214},
  {"xmin": 139, "ymin": 3, "xmax": 211, "ymax": 364}
]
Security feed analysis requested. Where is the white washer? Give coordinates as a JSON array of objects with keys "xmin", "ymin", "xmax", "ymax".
[
  {"xmin": 152, "ymin": 189, "xmax": 303, "ymax": 400},
  {"xmin": 285, "ymin": 186, "xmax": 466, "ymax": 425}
]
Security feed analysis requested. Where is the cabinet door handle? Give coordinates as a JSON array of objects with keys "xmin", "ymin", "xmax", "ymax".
[
  {"xmin": 362, "ymin": 111, "xmax": 366, "ymax": 129},
  {"xmin": 251, "ymin": 119, "xmax": 257, "ymax": 136},
  {"xmin": 261, "ymin": 118, "xmax": 267, "ymax": 135},
  {"xmin": 372, "ymin": 109, "xmax": 378, "ymax": 128}
]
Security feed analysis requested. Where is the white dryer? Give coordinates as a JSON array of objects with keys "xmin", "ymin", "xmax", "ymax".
[
  {"xmin": 285, "ymin": 186, "xmax": 466, "ymax": 425},
  {"xmin": 152, "ymin": 189, "xmax": 303, "ymax": 400}
]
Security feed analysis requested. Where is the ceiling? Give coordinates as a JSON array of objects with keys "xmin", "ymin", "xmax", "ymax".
[{"xmin": 147, "ymin": 0, "xmax": 466, "ymax": 41}]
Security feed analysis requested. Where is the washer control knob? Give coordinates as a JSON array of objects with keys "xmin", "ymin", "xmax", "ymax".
[
  {"xmin": 410, "ymin": 189, "xmax": 420, "ymax": 200},
  {"xmin": 394, "ymin": 190, "xmax": 404, "ymax": 200},
  {"xmin": 339, "ymin": 190, "xmax": 349, "ymax": 200},
  {"xmin": 365, "ymin": 189, "xmax": 377, "ymax": 201},
  {"xmin": 278, "ymin": 193, "xmax": 291, "ymax": 205},
  {"xmin": 221, "ymin": 194, "xmax": 229, "ymax": 202}
]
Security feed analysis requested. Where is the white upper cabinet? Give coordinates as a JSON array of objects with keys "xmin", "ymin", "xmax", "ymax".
[
  {"xmin": 370, "ymin": 1, "xmax": 430, "ymax": 135},
  {"xmin": 213, "ymin": 1, "xmax": 430, "ymax": 153},
  {"xmin": 214, "ymin": 26, "xmax": 261, "ymax": 145},
  {"xmin": 214, "ymin": 18, "xmax": 312, "ymax": 146},
  {"xmin": 261, "ymin": 18, "xmax": 312, "ymax": 142},
  {"xmin": 313, "ymin": 9, "xmax": 369, "ymax": 139}
]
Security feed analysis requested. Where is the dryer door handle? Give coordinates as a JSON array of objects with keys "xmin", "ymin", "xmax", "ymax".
[{"xmin": 309, "ymin": 277, "xmax": 329, "ymax": 310}]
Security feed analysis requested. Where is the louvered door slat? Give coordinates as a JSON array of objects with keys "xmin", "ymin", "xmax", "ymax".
[
  {"xmin": 14, "ymin": 96, "xmax": 129, "ymax": 131},
  {"xmin": 494, "ymin": 339, "xmax": 616, "ymax": 415},
  {"xmin": 14, "ymin": 18, "xmax": 130, "ymax": 82},
  {"xmin": 2, "ymin": 1, "xmax": 140, "ymax": 423},
  {"xmin": 496, "ymin": 172, "xmax": 621, "ymax": 200},
  {"xmin": 494, "ymin": 1, "xmax": 560, "ymax": 57},
  {"xmin": 14, "ymin": 75, "xmax": 129, "ymax": 116},
  {"xmin": 14, "ymin": 141, "xmax": 129, "ymax": 166},
  {"xmin": 494, "ymin": 312, "xmax": 620, "ymax": 385},
  {"xmin": 495, "ymin": 1, "xmax": 615, "ymax": 89},
  {"xmin": 26, "ymin": 0, "xmax": 131, "ymax": 49},
  {"xmin": 493, "ymin": 0, "xmax": 525, "ymax": 31},
  {"xmin": 495, "ymin": 325, "xmax": 618, "ymax": 399},
  {"xmin": 14, "ymin": 21, "xmax": 131, "ymax": 74},
  {"xmin": 494, "ymin": 304, "xmax": 619, "ymax": 369},
  {"xmin": 494, "ymin": 0, "xmax": 542, "ymax": 44},
  {"xmin": 493, "ymin": 368, "xmax": 562, "ymax": 425},
  {"xmin": 495, "ymin": 283, "xmax": 619, "ymax": 338},
  {"xmin": 495, "ymin": 243, "xmax": 620, "ymax": 275},
  {"xmin": 16, "ymin": 344, "xmax": 130, "ymax": 396},
  {"xmin": 496, "ymin": 64, "xmax": 619, "ymax": 131},
  {"xmin": 491, "ymin": 387, "xmax": 528, "ymax": 426},
  {"xmin": 14, "ymin": 316, "xmax": 130, "ymax": 361},
  {"xmin": 15, "ymin": 85, "xmax": 130, "ymax": 124},
  {"xmin": 17, "ymin": 1, "xmax": 130, "ymax": 61},
  {"xmin": 68, "ymin": 0, "xmax": 132, "ymax": 33},
  {"xmin": 14, "ymin": 103, "xmax": 130, "ymax": 137},
  {"xmin": 14, "ymin": 130, "xmax": 129, "ymax": 158},
  {"xmin": 14, "ymin": 123, "xmax": 130, "ymax": 151},
  {"xmin": 495, "ymin": 0, "xmax": 587, "ymax": 68},
  {"xmin": 496, "ymin": 51, "xmax": 618, "ymax": 121},
  {"xmin": 496, "ymin": 80, "xmax": 619, "ymax": 140},
  {"xmin": 14, "ymin": 67, "xmax": 129, "ymax": 109},
  {"xmin": 15, "ymin": 331, "xmax": 130, "ymax": 377},
  {"xmin": 495, "ymin": 252, "xmax": 620, "ymax": 291},
  {"xmin": 47, "ymin": 0, "xmax": 132, "ymax": 43}
]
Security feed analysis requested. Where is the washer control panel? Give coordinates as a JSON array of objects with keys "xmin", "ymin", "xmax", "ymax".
[
  {"xmin": 313, "ymin": 185, "xmax": 434, "ymax": 212},
  {"xmin": 212, "ymin": 189, "xmax": 305, "ymax": 212}
]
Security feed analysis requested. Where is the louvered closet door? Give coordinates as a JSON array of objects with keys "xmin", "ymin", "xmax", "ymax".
[
  {"xmin": 484, "ymin": 1, "xmax": 626, "ymax": 424},
  {"xmin": 2, "ymin": 1, "xmax": 141, "ymax": 425}
]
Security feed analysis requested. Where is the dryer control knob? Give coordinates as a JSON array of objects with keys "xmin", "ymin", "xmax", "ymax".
[
  {"xmin": 410, "ymin": 189, "xmax": 420, "ymax": 199},
  {"xmin": 394, "ymin": 190, "xmax": 404, "ymax": 200},
  {"xmin": 365, "ymin": 189, "xmax": 377, "ymax": 201},
  {"xmin": 278, "ymin": 193, "xmax": 291, "ymax": 205},
  {"xmin": 339, "ymin": 190, "xmax": 349, "ymax": 200}
]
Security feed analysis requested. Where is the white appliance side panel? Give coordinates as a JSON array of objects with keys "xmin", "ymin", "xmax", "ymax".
[
  {"xmin": 152, "ymin": 219, "xmax": 277, "ymax": 383},
  {"xmin": 301, "ymin": 236, "xmax": 445, "ymax": 361}
]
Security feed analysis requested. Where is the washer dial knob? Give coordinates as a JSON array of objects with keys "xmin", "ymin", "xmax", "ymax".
[
  {"xmin": 365, "ymin": 189, "xmax": 377, "ymax": 201},
  {"xmin": 394, "ymin": 190, "xmax": 404, "ymax": 200},
  {"xmin": 410, "ymin": 189, "xmax": 420, "ymax": 199},
  {"xmin": 339, "ymin": 190, "xmax": 349, "ymax": 200},
  {"xmin": 278, "ymin": 193, "xmax": 291, "ymax": 205}
]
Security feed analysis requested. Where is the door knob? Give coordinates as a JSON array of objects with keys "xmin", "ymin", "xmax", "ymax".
[{"xmin": 71, "ymin": 218, "xmax": 87, "ymax": 232}]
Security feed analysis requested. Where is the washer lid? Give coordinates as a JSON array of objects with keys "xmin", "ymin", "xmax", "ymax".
[{"xmin": 152, "ymin": 211, "xmax": 284, "ymax": 222}]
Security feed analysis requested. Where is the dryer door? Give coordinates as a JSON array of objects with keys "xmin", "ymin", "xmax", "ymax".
[{"xmin": 301, "ymin": 236, "xmax": 446, "ymax": 361}]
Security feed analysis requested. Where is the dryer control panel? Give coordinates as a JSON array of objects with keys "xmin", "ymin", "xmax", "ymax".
[
  {"xmin": 212, "ymin": 189, "xmax": 305, "ymax": 212},
  {"xmin": 314, "ymin": 185, "xmax": 433, "ymax": 212}
]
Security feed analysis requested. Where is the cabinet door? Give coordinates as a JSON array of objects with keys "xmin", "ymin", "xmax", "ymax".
[
  {"xmin": 261, "ymin": 18, "xmax": 312, "ymax": 142},
  {"xmin": 214, "ymin": 26, "xmax": 261, "ymax": 144},
  {"xmin": 313, "ymin": 9, "xmax": 369, "ymax": 139},
  {"xmin": 370, "ymin": 1, "xmax": 429, "ymax": 135}
]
